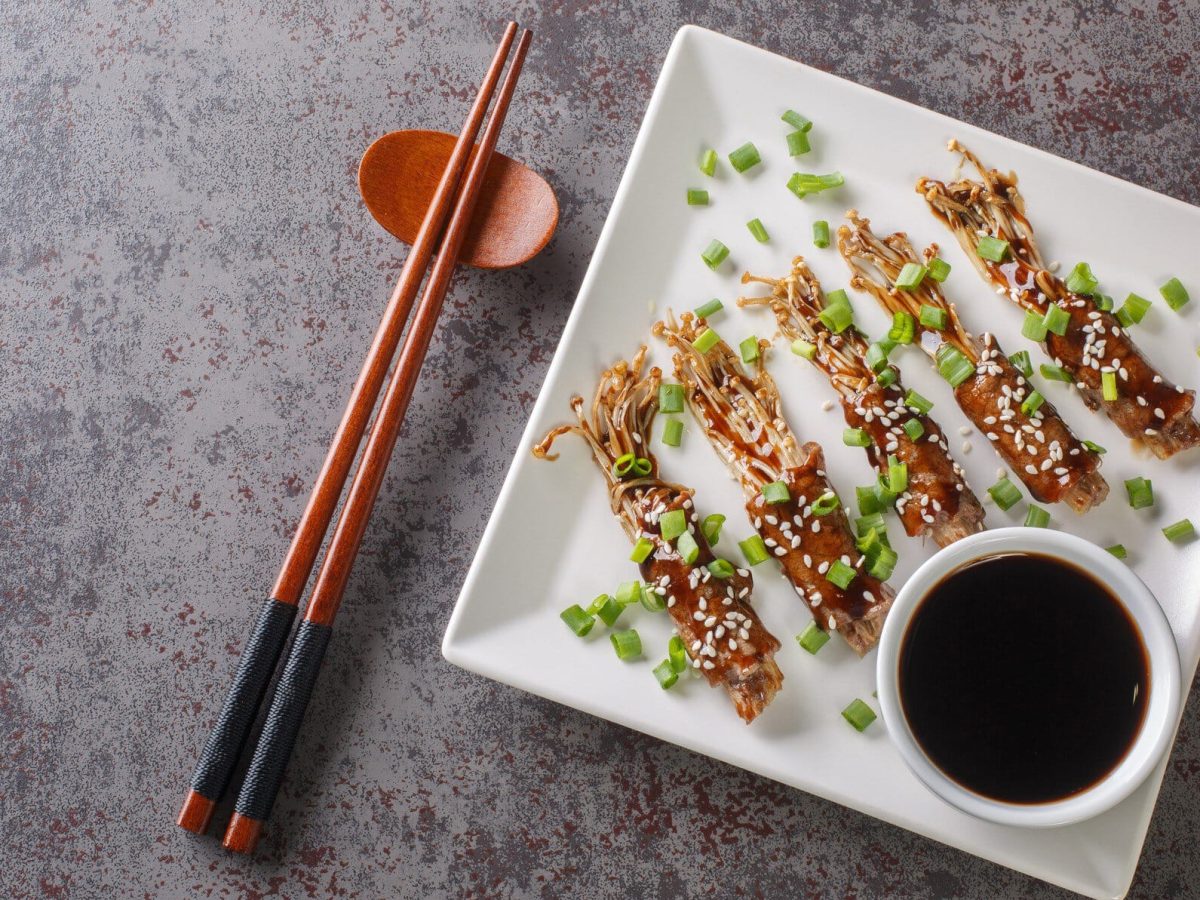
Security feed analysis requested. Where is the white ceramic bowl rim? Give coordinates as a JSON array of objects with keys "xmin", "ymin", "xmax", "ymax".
[{"xmin": 876, "ymin": 527, "xmax": 1182, "ymax": 828}]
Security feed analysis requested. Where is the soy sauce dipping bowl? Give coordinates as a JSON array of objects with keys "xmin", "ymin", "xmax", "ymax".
[{"xmin": 876, "ymin": 527, "xmax": 1182, "ymax": 828}]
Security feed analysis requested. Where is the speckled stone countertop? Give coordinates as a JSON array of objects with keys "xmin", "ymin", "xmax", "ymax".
[{"xmin": 3, "ymin": 2, "xmax": 1198, "ymax": 897}]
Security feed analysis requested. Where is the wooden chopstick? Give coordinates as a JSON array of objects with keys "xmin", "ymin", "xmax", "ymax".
[
  {"xmin": 176, "ymin": 21, "xmax": 520, "ymax": 836},
  {"xmin": 220, "ymin": 28, "xmax": 534, "ymax": 855}
]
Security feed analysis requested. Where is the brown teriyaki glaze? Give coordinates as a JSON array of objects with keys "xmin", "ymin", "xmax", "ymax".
[{"xmin": 899, "ymin": 553, "xmax": 1148, "ymax": 804}]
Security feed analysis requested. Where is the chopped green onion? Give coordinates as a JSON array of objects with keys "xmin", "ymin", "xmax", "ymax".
[
  {"xmin": 873, "ymin": 476, "xmax": 898, "ymax": 509},
  {"xmin": 668, "ymin": 635, "xmax": 688, "ymax": 672},
  {"xmin": 1042, "ymin": 304, "xmax": 1070, "ymax": 336},
  {"xmin": 639, "ymin": 584, "xmax": 666, "ymax": 612},
  {"xmin": 826, "ymin": 560, "xmax": 856, "ymax": 590},
  {"xmin": 888, "ymin": 310, "xmax": 915, "ymax": 344},
  {"xmin": 610, "ymin": 628, "xmax": 642, "ymax": 660},
  {"xmin": 699, "ymin": 148, "xmax": 717, "ymax": 177},
  {"xmin": 855, "ymin": 512, "xmax": 887, "ymax": 538},
  {"xmin": 1124, "ymin": 476, "xmax": 1154, "ymax": 510},
  {"xmin": 693, "ymin": 327, "xmax": 721, "ymax": 354},
  {"xmin": 1116, "ymin": 292, "xmax": 1151, "ymax": 326},
  {"xmin": 781, "ymin": 109, "xmax": 813, "ymax": 131},
  {"xmin": 875, "ymin": 366, "xmax": 897, "ymax": 388},
  {"xmin": 856, "ymin": 485, "xmax": 884, "ymax": 516},
  {"xmin": 1021, "ymin": 309, "xmax": 1049, "ymax": 341},
  {"xmin": 1024, "ymin": 505, "xmax": 1050, "ymax": 528},
  {"xmin": 659, "ymin": 508, "xmax": 687, "ymax": 542},
  {"xmin": 1095, "ymin": 294, "xmax": 1115, "ymax": 312},
  {"xmin": 1039, "ymin": 363, "xmax": 1072, "ymax": 382},
  {"xmin": 1105, "ymin": 544, "xmax": 1127, "ymax": 560},
  {"xmin": 796, "ymin": 622, "xmax": 831, "ymax": 654},
  {"xmin": 676, "ymin": 530, "xmax": 700, "ymax": 565},
  {"xmin": 791, "ymin": 339, "xmax": 817, "ymax": 359},
  {"xmin": 843, "ymin": 427, "xmax": 872, "ymax": 447},
  {"xmin": 811, "ymin": 491, "xmax": 841, "ymax": 516},
  {"xmin": 701, "ymin": 239, "xmax": 729, "ymax": 271},
  {"xmin": 928, "ymin": 257, "xmax": 951, "ymax": 282},
  {"xmin": 813, "ymin": 220, "xmax": 831, "ymax": 248},
  {"xmin": 786, "ymin": 130, "xmax": 811, "ymax": 156},
  {"xmin": 560, "ymin": 604, "xmax": 594, "ymax": 636},
  {"xmin": 1065, "ymin": 261, "xmax": 1098, "ymax": 296},
  {"xmin": 1160, "ymin": 277, "xmax": 1190, "ymax": 311},
  {"xmin": 594, "ymin": 594, "xmax": 622, "ymax": 626},
  {"xmin": 702, "ymin": 514, "xmax": 725, "ymax": 545},
  {"xmin": 661, "ymin": 417, "xmax": 683, "ymax": 447},
  {"xmin": 739, "ymin": 535, "xmax": 770, "ymax": 566},
  {"xmin": 902, "ymin": 417, "xmax": 925, "ymax": 441},
  {"xmin": 694, "ymin": 298, "xmax": 723, "ymax": 319},
  {"xmin": 652, "ymin": 659, "xmax": 678, "ymax": 689},
  {"xmin": 728, "ymin": 142, "xmax": 761, "ymax": 173},
  {"xmin": 896, "ymin": 263, "xmax": 928, "ymax": 291},
  {"xmin": 976, "ymin": 235, "xmax": 1010, "ymax": 262},
  {"xmin": 1020, "ymin": 390, "xmax": 1045, "ymax": 417},
  {"xmin": 615, "ymin": 581, "xmax": 642, "ymax": 608},
  {"xmin": 1163, "ymin": 519, "xmax": 1196, "ymax": 543},
  {"xmin": 1082, "ymin": 439, "xmax": 1106, "ymax": 455},
  {"xmin": 1102, "ymin": 369, "xmax": 1118, "ymax": 401},
  {"xmin": 586, "ymin": 594, "xmax": 609, "ymax": 615},
  {"xmin": 740, "ymin": 335, "xmax": 761, "ymax": 364},
  {"xmin": 686, "ymin": 189, "xmax": 709, "ymax": 206},
  {"xmin": 786, "ymin": 171, "xmax": 845, "ymax": 198},
  {"xmin": 935, "ymin": 343, "xmax": 974, "ymax": 387},
  {"xmin": 763, "ymin": 480, "xmax": 791, "ymax": 505},
  {"xmin": 905, "ymin": 389, "xmax": 934, "ymax": 415},
  {"xmin": 747, "ymin": 218, "xmax": 770, "ymax": 243},
  {"xmin": 988, "ymin": 476, "xmax": 1022, "ymax": 511},
  {"xmin": 818, "ymin": 289, "xmax": 854, "ymax": 333},
  {"xmin": 613, "ymin": 452, "xmax": 636, "ymax": 478},
  {"xmin": 887, "ymin": 454, "xmax": 908, "ymax": 493},
  {"xmin": 1009, "ymin": 350, "xmax": 1033, "ymax": 378},
  {"xmin": 659, "ymin": 383, "xmax": 685, "ymax": 413},
  {"xmin": 632, "ymin": 457, "xmax": 652, "ymax": 476},
  {"xmin": 865, "ymin": 341, "xmax": 891, "ymax": 373},
  {"xmin": 866, "ymin": 543, "xmax": 898, "ymax": 580},
  {"xmin": 629, "ymin": 537, "xmax": 655, "ymax": 563},
  {"xmin": 919, "ymin": 304, "xmax": 948, "ymax": 330},
  {"xmin": 842, "ymin": 698, "xmax": 877, "ymax": 732},
  {"xmin": 707, "ymin": 558, "xmax": 735, "ymax": 579}
]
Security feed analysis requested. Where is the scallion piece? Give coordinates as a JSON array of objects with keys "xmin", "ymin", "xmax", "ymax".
[
  {"xmin": 587, "ymin": 594, "xmax": 609, "ymax": 615},
  {"xmin": 659, "ymin": 383, "xmax": 685, "ymax": 414},
  {"xmin": 796, "ymin": 622, "xmax": 831, "ymax": 655},
  {"xmin": 1160, "ymin": 277, "xmax": 1190, "ymax": 311},
  {"xmin": 707, "ymin": 558, "xmax": 735, "ymax": 579},
  {"xmin": 1021, "ymin": 309, "xmax": 1049, "ymax": 341},
  {"xmin": 615, "ymin": 581, "xmax": 642, "ymax": 608},
  {"xmin": 693, "ymin": 327, "xmax": 721, "ymax": 354},
  {"xmin": 1124, "ymin": 476, "xmax": 1154, "ymax": 510},
  {"xmin": 739, "ymin": 535, "xmax": 770, "ymax": 566},
  {"xmin": 686, "ymin": 188, "xmax": 709, "ymax": 206},
  {"xmin": 1105, "ymin": 544, "xmax": 1127, "ymax": 560},
  {"xmin": 1095, "ymin": 294, "xmax": 1114, "ymax": 311},
  {"xmin": 702, "ymin": 514, "xmax": 725, "ymax": 546},
  {"xmin": 699, "ymin": 148, "xmax": 717, "ymax": 177},
  {"xmin": 888, "ymin": 310, "xmax": 915, "ymax": 344},
  {"xmin": 1082, "ymin": 439, "xmax": 1106, "ymax": 454},
  {"xmin": 1065, "ymin": 261, "xmax": 1098, "ymax": 296},
  {"xmin": 818, "ymin": 289, "xmax": 854, "ymax": 333},
  {"xmin": 976, "ymin": 235, "xmax": 1010, "ymax": 262},
  {"xmin": 843, "ymin": 427, "xmax": 872, "ymax": 448},
  {"xmin": 988, "ymin": 476, "xmax": 1022, "ymax": 511},
  {"xmin": 1039, "ymin": 363, "xmax": 1072, "ymax": 382},
  {"xmin": 1116, "ymin": 292, "xmax": 1151, "ymax": 326},
  {"xmin": 781, "ymin": 109, "xmax": 813, "ymax": 131},
  {"xmin": 740, "ymin": 335, "xmax": 761, "ymax": 364},
  {"xmin": 935, "ymin": 343, "xmax": 974, "ymax": 387},
  {"xmin": 629, "ymin": 537, "xmax": 655, "ymax": 563},
  {"xmin": 1020, "ymin": 390, "xmax": 1045, "ymax": 417},
  {"xmin": 595, "ymin": 594, "xmax": 622, "ymax": 626},
  {"xmin": 902, "ymin": 417, "xmax": 924, "ymax": 441},
  {"xmin": 1042, "ymin": 303, "xmax": 1070, "ymax": 336},
  {"xmin": 918, "ymin": 304, "xmax": 948, "ymax": 330},
  {"xmin": 613, "ymin": 452, "xmax": 636, "ymax": 478},
  {"xmin": 668, "ymin": 635, "xmax": 688, "ymax": 672},
  {"xmin": 639, "ymin": 584, "xmax": 666, "ymax": 612},
  {"xmin": 632, "ymin": 457, "xmax": 652, "ymax": 476},
  {"xmin": 560, "ymin": 604, "xmax": 594, "ymax": 636},
  {"xmin": 652, "ymin": 659, "xmax": 678, "ymax": 689},
  {"xmin": 905, "ymin": 388, "xmax": 934, "ymax": 415},
  {"xmin": 842, "ymin": 698, "xmax": 877, "ymax": 732},
  {"xmin": 826, "ymin": 560, "xmax": 856, "ymax": 590},
  {"xmin": 701, "ymin": 239, "xmax": 729, "ymax": 271},
  {"xmin": 659, "ymin": 508, "xmax": 687, "ymax": 543},
  {"xmin": 856, "ymin": 485, "xmax": 884, "ymax": 516},
  {"xmin": 864, "ymin": 341, "xmax": 890, "ymax": 373},
  {"xmin": 895, "ymin": 263, "xmax": 927, "ymax": 291},
  {"xmin": 887, "ymin": 454, "xmax": 907, "ymax": 493},
  {"xmin": 876, "ymin": 366, "xmax": 897, "ymax": 388},
  {"xmin": 1009, "ymin": 350, "xmax": 1033, "ymax": 378},
  {"xmin": 610, "ymin": 628, "xmax": 642, "ymax": 661},
  {"xmin": 728, "ymin": 141, "xmax": 761, "ymax": 173},
  {"xmin": 855, "ymin": 512, "xmax": 887, "ymax": 538},
  {"xmin": 791, "ymin": 338, "xmax": 817, "ymax": 359},
  {"xmin": 694, "ymin": 298, "xmax": 723, "ymax": 319},
  {"xmin": 786, "ymin": 171, "xmax": 844, "ymax": 198},
  {"xmin": 927, "ymin": 257, "xmax": 951, "ymax": 282},
  {"xmin": 811, "ymin": 490, "xmax": 840, "ymax": 516},
  {"xmin": 676, "ymin": 530, "xmax": 700, "ymax": 565},
  {"xmin": 1024, "ymin": 505, "xmax": 1050, "ymax": 528},
  {"xmin": 763, "ymin": 480, "xmax": 791, "ymax": 505},
  {"xmin": 786, "ymin": 130, "xmax": 811, "ymax": 156},
  {"xmin": 747, "ymin": 218, "xmax": 770, "ymax": 243},
  {"xmin": 873, "ymin": 476, "xmax": 898, "ymax": 509},
  {"xmin": 812, "ymin": 220, "xmax": 830, "ymax": 248},
  {"xmin": 866, "ymin": 543, "xmax": 898, "ymax": 580},
  {"xmin": 1102, "ymin": 369, "xmax": 1118, "ymax": 401},
  {"xmin": 1162, "ymin": 519, "xmax": 1196, "ymax": 543},
  {"xmin": 662, "ymin": 417, "xmax": 683, "ymax": 447}
]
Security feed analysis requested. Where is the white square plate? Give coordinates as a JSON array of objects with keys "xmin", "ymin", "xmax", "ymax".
[{"xmin": 443, "ymin": 25, "xmax": 1200, "ymax": 898}]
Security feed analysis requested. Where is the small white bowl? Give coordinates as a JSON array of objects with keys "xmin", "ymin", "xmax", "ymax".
[{"xmin": 876, "ymin": 527, "xmax": 1181, "ymax": 828}]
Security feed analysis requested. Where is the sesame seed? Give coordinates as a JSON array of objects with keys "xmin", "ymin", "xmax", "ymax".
[
  {"xmin": 959, "ymin": 426, "xmax": 972, "ymax": 436},
  {"xmin": 728, "ymin": 639, "xmax": 738, "ymax": 652},
  {"xmin": 692, "ymin": 611, "xmax": 705, "ymax": 621},
  {"xmin": 821, "ymin": 400, "xmax": 834, "ymax": 411},
  {"xmin": 773, "ymin": 546, "xmax": 787, "ymax": 557},
  {"xmin": 702, "ymin": 660, "xmax": 715, "ymax": 670},
  {"xmin": 704, "ymin": 615, "xmax": 717, "ymax": 627},
  {"xmin": 962, "ymin": 441, "xmax": 972, "ymax": 454}
]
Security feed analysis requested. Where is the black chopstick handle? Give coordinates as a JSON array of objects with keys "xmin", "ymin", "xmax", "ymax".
[
  {"xmin": 182, "ymin": 597, "xmax": 296, "ymax": 817},
  {"xmin": 224, "ymin": 619, "xmax": 332, "ymax": 845}
]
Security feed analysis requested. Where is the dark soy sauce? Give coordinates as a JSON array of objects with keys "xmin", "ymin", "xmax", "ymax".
[{"xmin": 899, "ymin": 553, "xmax": 1148, "ymax": 804}]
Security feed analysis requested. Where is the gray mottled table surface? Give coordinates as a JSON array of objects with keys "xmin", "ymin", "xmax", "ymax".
[{"xmin": 3, "ymin": 1, "xmax": 1198, "ymax": 897}]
